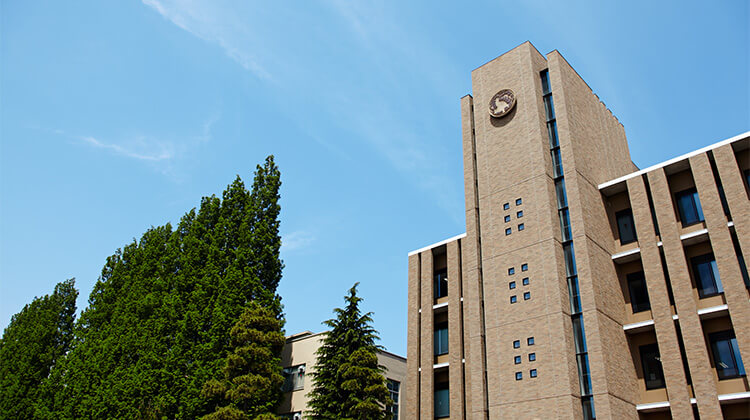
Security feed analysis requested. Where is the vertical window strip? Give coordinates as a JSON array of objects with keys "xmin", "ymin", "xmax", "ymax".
[{"xmin": 541, "ymin": 69, "xmax": 595, "ymax": 419}]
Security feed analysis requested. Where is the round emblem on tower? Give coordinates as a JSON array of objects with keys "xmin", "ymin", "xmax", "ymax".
[{"xmin": 488, "ymin": 89, "xmax": 516, "ymax": 118}]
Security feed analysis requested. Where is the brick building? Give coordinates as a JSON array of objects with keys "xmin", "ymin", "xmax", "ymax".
[{"xmin": 405, "ymin": 42, "xmax": 750, "ymax": 419}]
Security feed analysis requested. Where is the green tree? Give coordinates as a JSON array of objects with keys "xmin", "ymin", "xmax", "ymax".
[
  {"xmin": 308, "ymin": 283, "xmax": 392, "ymax": 420},
  {"xmin": 0, "ymin": 278, "xmax": 78, "ymax": 419},
  {"xmin": 40, "ymin": 156, "xmax": 285, "ymax": 419},
  {"xmin": 201, "ymin": 301, "xmax": 285, "ymax": 420}
]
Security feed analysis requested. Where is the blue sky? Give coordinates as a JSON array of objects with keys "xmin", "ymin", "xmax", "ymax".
[{"xmin": 1, "ymin": 0, "xmax": 748, "ymax": 356}]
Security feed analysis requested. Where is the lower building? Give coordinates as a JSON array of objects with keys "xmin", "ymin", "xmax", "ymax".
[
  {"xmin": 277, "ymin": 331, "xmax": 407, "ymax": 419},
  {"xmin": 405, "ymin": 42, "xmax": 750, "ymax": 419}
]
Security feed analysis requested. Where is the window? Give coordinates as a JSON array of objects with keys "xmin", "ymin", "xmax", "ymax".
[
  {"xmin": 523, "ymin": 277, "xmax": 530, "ymax": 286},
  {"xmin": 513, "ymin": 340, "xmax": 520, "ymax": 349},
  {"xmin": 387, "ymin": 380, "xmax": 400, "ymax": 420},
  {"xmin": 517, "ymin": 210, "xmax": 524, "ymax": 218},
  {"xmin": 435, "ymin": 382, "xmax": 450, "ymax": 418},
  {"xmin": 515, "ymin": 372, "xmax": 523, "ymax": 380},
  {"xmin": 434, "ymin": 322, "xmax": 449, "ymax": 356},
  {"xmin": 709, "ymin": 330, "xmax": 746, "ymax": 380},
  {"xmin": 616, "ymin": 209, "xmax": 637, "ymax": 245},
  {"xmin": 505, "ymin": 228, "xmax": 512, "ymax": 236},
  {"xmin": 530, "ymin": 369, "xmax": 538, "ymax": 378},
  {"xmin": 527, "ymin": 337, "xmax": 535, "ymax": 346},
  {"xmin": 521, "ymin": 263, "xmax": 528, "ymax": 272},
  {"xmin": 691, "ymin": 253, "xmax": 723, "ymax": 298},
  {"xmin": 505, "ymin": 215, "xmax": 511, "ymax": 222},
  {"xmin": 434, "ymin": 269, "xmax": 448, "ymax": 300},
  {"xmin": 529, "ymin": 353, "xmax": 536, "ymax": 361},
  {"xmin": 551, "ymin": 147, "xmax": 563, "ymax": 177},
  {"xmin": 508, "ymin": 267, "xmax": 515, "ymax": 275},
  {"xmin": 516, "ymin": 198, "xmax": 523, "ymax": 206},
  {"xmin": 626, "ymin": 271, "xmax": 651, "ymax": 313},
  {"xmin": 282, "ymin": 364, "xmax": 306, "ymax": 392},
  {"xmin": 639, "ymin": 343, "xmax": 665, "ymax": 389},
  {"xmin": 504, "ymin": 202, "xmax": 510, "ymax": 210},
  {"xmin": 523, "ymin": 292, "xmax": 531, "ymax": 300},
  {"xmin": 518, "ymin": 223, "xmax": 525, "ymax": 231},
  {"xmin": 509, "ymin": 281, "xmax": 516, "ymax": 289},
  {"xmin": 559, "ymin": 208, "xmax": 572, "ymax": 241},
  {"xmin": 514, "ymin": 355, "xmax": 522, "ymax": 364},
  {"xmin": 279, "ymin": 412, "xmax": 301, "ymax": 420},
  {"xmin": 675, "ymin": 188, "xmax": 704, "ymax": 226},
  {"xmin": 510, "ymin": 295, "xmax": 517, "ymax": 304}
]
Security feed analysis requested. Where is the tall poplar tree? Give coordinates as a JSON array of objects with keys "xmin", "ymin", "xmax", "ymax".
[
  {"xmin": 40, "ymin": 156, "xmax": 285, "ymax": 419},
  {"xmin": 308, "ymin": 283, "xmax": 392, "ymax": 420},
  {"xmin": 0, "ymin": 278, "xmax": 78, "ymax": 419}
]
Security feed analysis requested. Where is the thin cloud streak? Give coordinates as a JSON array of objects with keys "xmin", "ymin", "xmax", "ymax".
[
  {"xmin": 282, "ymin": 230, "xmax": 316, "ymax": 252},
  {"xmin": 80, "ymin": 135, "xmax": 173, "ymax": 161}
]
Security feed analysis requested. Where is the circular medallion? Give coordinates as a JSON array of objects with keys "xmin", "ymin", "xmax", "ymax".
[{"xmin": 488, "ymin": 89, "xmax": 516, "ymax": 118}]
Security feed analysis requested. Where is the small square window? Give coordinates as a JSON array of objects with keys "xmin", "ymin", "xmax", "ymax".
[
  {"xmin": 527, "ymin": 337, "xmax": 535, "ymax": 346},
  {"xmin": 524, "ymin": 292, "xmax": 531, "ymax": 300},
  {"xmin": 505, "ymin": 228, "xmax": 512, "ymax": 236},
  {"xmin": 513, "ymin": 340, "xmax": 520, "ymax": 349},
  {"xmin": 504, "ymin": 203, "xmax": 510, "ymax": 210},
  {"xmin": 516, "ymin": 198, "xmax": 522, "ymax": 206},
  {"xmin": 505, "ymin": 215, "xmax": 511, "ymax": 223},
  {"xmin": 509, "ymin": 281, "xmax": 516, "ymax": 289},
  {"xmin": 522, "ymin": 277, "xmax": 530, "ymax": 286},
  {"xmin": 518, "ymin": 223, "xmax": 525, "ymax": 231},
  {"xmin": 530, "ymin": 369, "xmax": 537, "ymax": 378},
  {"xmin": 510, "ymin": 295, "xmax": 517, "ymax": 304},
  {"xmin": 521, "ymin": 264, "xmax": 528, "ymax": 272},
  {"xmin": 517, "ymin": 210, "xmax": 523, "ymax": 218},
  {"xmin": 508, "ymin": 267, "xmax": 515, "ymax": 275},
  {"xmin": 529, "ymin": 353, "xmax": 536, "ymax": 362},
  {"xmin": 514, "ymin": 355, "xmax": 521, "ymax": 364},
  {"xmin": 515, "ymin": 372, "xmax": 522, "ymax": 380}
]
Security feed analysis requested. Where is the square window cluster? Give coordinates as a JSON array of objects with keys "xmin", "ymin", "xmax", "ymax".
[{"xmin": 503, "ymin": 198, "xmax": 524, "ymax": 229}]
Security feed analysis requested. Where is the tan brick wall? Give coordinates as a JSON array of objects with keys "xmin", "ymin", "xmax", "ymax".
[
  {"xmin": 420, "ymin": 251, "xmax": 434, "ymax": 419},
  {"xmin": 447, "ymin": 241, "xmax": 465, "ymax": 419},
  {"xmin": 406, "ymin": 254, "xmax": 421, "ymax": 419},
  {"xmin": 713, "ymin": 144, "xmax": 750, "ymax": 265}
]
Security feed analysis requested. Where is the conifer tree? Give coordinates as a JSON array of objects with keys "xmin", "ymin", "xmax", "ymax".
[
  {"xmin": 201, "ymin": 301, "xmax": 285, "ymax": 420},
  {"xmin": 0, "ymin": 278, "xmax": 78, "ymax": 419},
  {"xmin": 39, "ymin": 156, "xmax": 285, "ymax": 419},
  {"xmin": 308, "ymin": 283, "xmax": 392, "ymax": 420}
]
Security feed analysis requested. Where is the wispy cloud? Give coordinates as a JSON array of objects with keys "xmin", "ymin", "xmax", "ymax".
[
  {"xmin": 79, "ymin": 135, "xmax": 173, "ymax": 161},
  {"xmin": 142, "ymin": 0, "xmax": 271, "ymax": 80},
  {"xmin": 282, "ymin": 230, "xmax": 316, "ymax": 252}
]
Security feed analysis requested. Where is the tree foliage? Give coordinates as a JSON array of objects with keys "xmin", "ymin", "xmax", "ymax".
[
  {"xmin": 36, "ymin": 156, "xmax": 285, "ymax": 419},
  {"xmin": 308, "ymin": 283, "xmax": 392, "ymax": 420},
  {"xmin": 0, "ymin": 278, "xmax": 78, "ymax": 419},
  {"xmin": 201, "ymin": 302, "xmax": 285, "ymax": 420}
]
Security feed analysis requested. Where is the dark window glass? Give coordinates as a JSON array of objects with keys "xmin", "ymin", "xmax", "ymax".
[
  {"xmin": 572, "ymin": 314, "xmax": 587, "ymax": 353},
  {"xmin": 745, "ymin": 169, "xmax": 750, "ymax": 194},
  {"xmin": 559, "ymin": 208, "xmax": 572, "ymax": 241},
  {"xmin": 690, "ymin": 253, "xmax": 723, "ymax": 298},
  {"xmin": 387, "ymin": 380, "xmax": 400, "ymax": 420},
  {"xmin": 616, "ymin": 208, "xmax": 637, "ymax": 244},
  {"xmin": 563, "ymin": 242, "xmax": 577, "ymax": 277},
  {"xmin": 505, "ymin": 215, "xmax": 511, "ymax": 222},
  {"xmin": 709, "ymin": 330, "xmax": 746, "ymax": 379},
  {"xmin": 626, "ymin": 271, "xmax": 651, "ymax": 313},
  {"xmin": 281, "ymin": 364, "xmax": 306, "ymax": 392},
  {"xmin": 503, "ymin": 202, "xmax": 510, "ymax": 210},
  {"xmin": 640, "ymin": 343, "xmax": 666, "ymax": 389},
  {"xmin": 434, "ymin": 382, "xmax": 450, "ymax": 418},
  {"xmin": 434, "ymin": 322, "xmax": 449, "ymax": 356},
  {"xmin": 529, "ymin": 353, "xmax": 536, "ymax": 361},
  {"xmin": 518, "ymin": 223, "xmax": 525, "ymax": 231},
  {"xmin": 541, "ymin": 70, "xmax": 551, "ymax": 94},
  {"xmin": 434, "ymin": 270, "xmax": 448, "ymax": 300},
  {"xmin": 521, "ymin": 263, "xmax": 528, "ymax": 272},
  {"xmin": 514, "ymin": 355, "xmax": 521, "ymax": 364},
  {"xmin": 568, "ymin": 276, "xmax": 582, "ymax": 314},
  {"xmin": 517, "ymin": 210, "xmax": 524, "ymax": 218},
  {"xmin": 524, "ymin": 292, "xmax": 531, "ymax": 300},
  {"xmin": 510, "ymin": 295, "xmax": 517, "ymax": 304},
  {"xmin": 505, "ymin": 228, "xmax": 512, "ymax": 236},
  {"xmin": 508, "ymin": 267, "xmax": 515, "ymax": 275},
  {"xmin": 516, "ymin": 198, "xmax": 523, "ymax": 206},
  {"xmin": 675, "ymin": 188, "xmax": 704, "ymax": 226},
  {"xmin": 551, "ymin": 147, "xmax": 564, "ymax": 177},
  {"xmin": 523, "ymin": 277, "xmax": 530, "ymax": 286},
  {"xmin": 577, "ymin": 353, "xmax": 592, "ymax": 395},
  {"xmin": 513, "ymin": 340, "xmax": 520, "ymax": 349},
  {"xmin": 543, "ymin": 95, "xmax": 555, "ymax": 121},
  {"xmin": 555, "ymin": 179, "xmax": 568, "ymax": 209},
  {"xmin": 581, "ymin": 396, "xmax": 595, "ymax": 420},
  {"xmin": 515, "ymin": 372, "xmax": 522, "ymax": 380},
  {"xmin": 527, "ymin": 337, "xmax": 535, "ymax": 346},
  {"xmin": 547, "ymin": 121, "xmax": 559, "ymax": 148},
  {"xmin": 530, "ymin": 369, "xmax": 537, "ymax": 378},
  {"xmin": 509, "ymin": 281, "xmax": 516, "ymax": 289}
]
